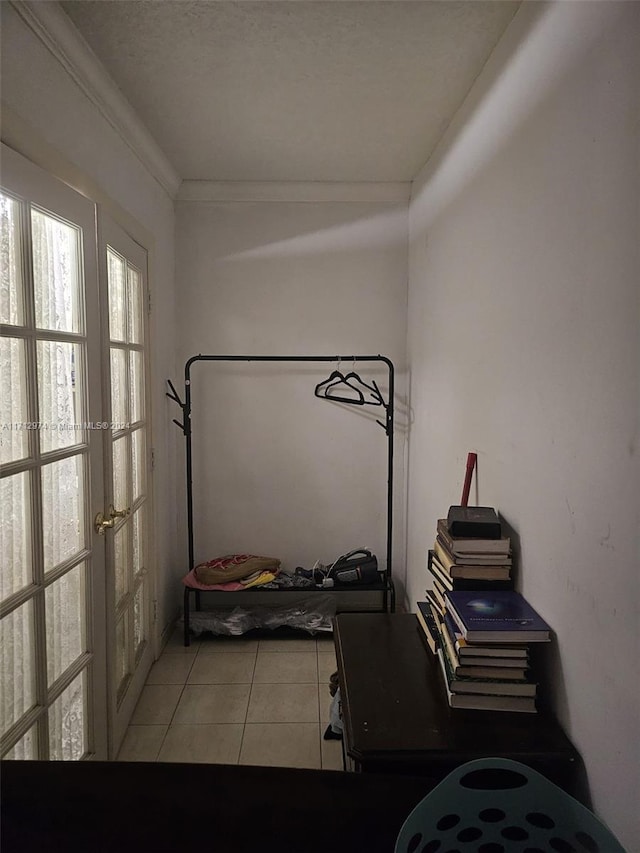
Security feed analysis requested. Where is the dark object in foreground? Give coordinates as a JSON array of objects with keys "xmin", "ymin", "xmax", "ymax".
[{"xmin": 2, "ymin": 760, "xmax": 433, "ymax": 853}]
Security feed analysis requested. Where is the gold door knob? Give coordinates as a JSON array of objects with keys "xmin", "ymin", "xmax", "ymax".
[
  {"xmin": 94, "ymin": 512, "xmax": 115, "ymax": 536},
  {"xmin": 109, "ymin": 505, "xmax": 131, "ymax": 519},
  {"xmin": 94, "ymin": 506, "xmax": 131, "ymax": 535}
]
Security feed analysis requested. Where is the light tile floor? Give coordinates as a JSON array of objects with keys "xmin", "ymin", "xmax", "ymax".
[{"xmin": 118, "ymin": 630, "xmax": 343, "ymax": 771}]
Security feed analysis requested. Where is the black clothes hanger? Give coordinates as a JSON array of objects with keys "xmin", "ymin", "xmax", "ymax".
[
  {"xmin": 314, "ymin": 370, "xmax": 365, "ymax": 405},
  {"xmin": 341, "ymin": 372, "xmax": 385, "ymax": 407}
]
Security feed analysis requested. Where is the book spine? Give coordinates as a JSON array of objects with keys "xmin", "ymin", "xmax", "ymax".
[
  {"xmin": 455, "ymin": 665, "xmax": 528, "ymax": 680},
  {"xmin": 445, "ymin": 599, "xmax": 468, "ymax": 639}
]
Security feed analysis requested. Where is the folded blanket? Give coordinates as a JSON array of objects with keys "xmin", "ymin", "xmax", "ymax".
[
  {"xmin": 182, "ymin": 569, "xmax": 245, "ymax": 591},
  {"xmin": 194, "ymin": 554, "xmax": 281, "ymax": 585}
]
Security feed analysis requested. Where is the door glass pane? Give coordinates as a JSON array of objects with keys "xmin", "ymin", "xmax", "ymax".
[
  {"xmin": 128, "ymin": 266, "xmax": 143, "ymax": 345},
  {"xmin": 114, "ymin": 523, "xmax": 129, "ymax": 604},
  {"xmin": 32, "ymin": 208, "xmax": 82, "ymax": 334},
  {"xmin": 0, "ymin": 472, "xmax": 32, "ymax": 599},
  {"xmin": 48, "ymin": 672, "xmax": 87, "ymax": 760},
  {"xmin": 45, "ymin": 564, "xmax": 86, "ymax": 686},
  {"xmin": 110, "ymin": 347, "xmax": 128, "ymax": 426},
  {"xmin": 1, "ymin": 601, "xmax": 35, "ymax": 735},
  {"xmin": 42, "ymin": 454, "xmax": 85, "ymax": 571},
  {"xmin": 115, "ymin": 614, "xmax": 129, "ymax": 697},
  {"xmin": 37, "ymin": 341, "xmax": 84, "ymax": 453},
  {"xmin": 3, "ymin": 725, "xmax": 37, "ymax": 760},
  {"xmin": 112, "ymin": 435, "xmax": 128, "ymax": 511},
  {"xmin": 107, "ymin": 248, "xmax": 126, "ymax": 342},
  {"xmin": 131, "ymin": 429, "xmax": 145, "ymax": 503},
  {"xmin": 132, "ymin": 506, "xmax": 145, "ymax": 574},
  {"xmin": 133, "ymin": 580, "xmax": 145, "ymax": 655},
  {"xmin": 130, "ymin": 350, "xmax": 143, "ymax": 424},
  {"xmin": 0, "ymin": 193, "xmax": 24, "ymax": 326},
  {"xmin": 0, "ymin": 337, "xmax": 29, "ymax": 463}
]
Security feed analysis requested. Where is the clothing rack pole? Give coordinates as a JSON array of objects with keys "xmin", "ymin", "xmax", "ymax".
[
  {"xmin": 180, "ymin": 353, "xmax": 395, "ymax": 625},
  {"xmin": 184, "ymin": 365, "xmax": 195, "ymax": 571},
  {"xmin": 384, "ymin": 356, "xmax": 394, "ymax": 607}
]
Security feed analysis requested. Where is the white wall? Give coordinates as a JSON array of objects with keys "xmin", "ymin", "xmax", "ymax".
[
  {"xmin": 175, "ymin": 196, "xmax": 408, "ymax": 582},
  {"xmin": 1, "ymin": 3, "xmax": 180, "ymax": 636},
  {"xmin": 407, "ymin": 2, "xmax": 639, "ymax": 848}
]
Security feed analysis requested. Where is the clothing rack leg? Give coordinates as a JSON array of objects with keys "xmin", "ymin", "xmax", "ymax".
[{"xmin": 183, "ymin": 587, "xmax": 191, "ymax": 647}]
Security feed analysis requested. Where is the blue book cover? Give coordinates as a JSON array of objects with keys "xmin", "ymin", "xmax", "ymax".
[{"xmin": 445, "ymin": 590, "xmax": 551, "ymax": 642}]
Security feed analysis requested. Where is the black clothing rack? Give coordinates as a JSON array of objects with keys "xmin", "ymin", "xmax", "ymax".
[{"xmin": 168, "ymin": 354, "xmax": 395, "ymax": 645}]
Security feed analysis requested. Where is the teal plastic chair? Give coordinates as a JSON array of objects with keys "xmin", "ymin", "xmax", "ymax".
[{"xmin": 395, "ymin": 758, "xmax": 625, "ymax": 853}]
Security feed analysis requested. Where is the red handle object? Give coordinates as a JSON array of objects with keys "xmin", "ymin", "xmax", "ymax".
[{"xmin": 460, "ymin": 452, "xmax": 477, "ymax": 507}]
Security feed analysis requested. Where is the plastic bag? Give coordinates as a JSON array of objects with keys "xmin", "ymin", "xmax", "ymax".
[
  {"xmin": 328, "ymin": 688, "xmax": 343, "ymax": 736},
  {"xmin": 183, "ymin": 593, "xmax": 336, "ymax": 637}
]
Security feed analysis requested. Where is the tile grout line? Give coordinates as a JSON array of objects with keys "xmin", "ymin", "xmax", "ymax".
[
  {"xmin": 237, "ymin": 649, "xmax": 259, "ymax": 764},
  {"xmin": 154, "ymin": 644, "xmax": 200, "ymax": 761}
]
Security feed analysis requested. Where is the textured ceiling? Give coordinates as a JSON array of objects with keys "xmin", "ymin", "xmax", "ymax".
[{"xmin": 61, "ymin": 1, "xmax": 520, "ymax": 182}]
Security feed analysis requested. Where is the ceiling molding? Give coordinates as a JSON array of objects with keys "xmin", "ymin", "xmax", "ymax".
[
  {"xmin": 177, "ymin": 181, "xmax": 412, "ymax": 204},
  {"xmin": 11, "ymin": 0, "xmax": 181, "ymax": 198}
]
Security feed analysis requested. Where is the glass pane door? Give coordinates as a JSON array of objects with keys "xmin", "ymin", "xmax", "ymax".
[
  {"xmin": 0, "ymin": 144, "xmax": 107, "ymax": 761},
  {"xmin": 101, "ymin": 217, "xmax": 153, "ymax": 753}
]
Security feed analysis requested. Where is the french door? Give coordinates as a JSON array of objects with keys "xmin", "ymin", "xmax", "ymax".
[
  {"xmin": 99, "ymin": 217, "xmax": 153, "ymax": 752},
  {"xmin": 0, "ymin": 144, "xmax": 152, "ymax": 760},
  {"xmin": 0, "ymin": 144, "xmax": 108, "ymax": 760}
]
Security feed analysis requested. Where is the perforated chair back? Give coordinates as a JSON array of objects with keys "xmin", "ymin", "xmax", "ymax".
[{"xmin": 394, "ymin": 758, "xmax": 625, "ymax": 853}]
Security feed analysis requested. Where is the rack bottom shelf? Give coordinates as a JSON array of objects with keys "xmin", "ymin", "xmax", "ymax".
[{"xmin": 182, "ymin": 579, "xmax": 395, "ymax": 645}]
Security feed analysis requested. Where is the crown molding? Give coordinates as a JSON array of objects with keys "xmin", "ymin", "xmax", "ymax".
[
  {"xmin": 177, "ymin": 180, "xmax": 411, "ymax": 204},
  {"xmin": 11, "ymin": 0, "xmax": 181, "ymax": 198}
]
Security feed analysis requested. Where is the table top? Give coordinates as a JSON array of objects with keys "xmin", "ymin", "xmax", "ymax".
[{"xmin": 334, "ymin": 613, "xmax": 579, "ymax": 766}]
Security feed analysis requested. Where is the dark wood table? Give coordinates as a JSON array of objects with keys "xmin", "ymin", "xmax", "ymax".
[{"xmin": 334, "ymin": 613, "xmax": 581, "ymax": 795}]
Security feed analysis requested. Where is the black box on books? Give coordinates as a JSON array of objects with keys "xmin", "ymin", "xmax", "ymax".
[{"xmin": 447, "ymin": 506, "xmax": 501, "ymax": 539}]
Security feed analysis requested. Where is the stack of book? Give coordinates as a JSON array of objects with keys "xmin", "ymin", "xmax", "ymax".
[
  {"xmin": 435, "ymin": 505, "xmax": 512, "ymax": 576},
  {"xmin": 416, "ymin": 507, "xmax": 552, "ymax": 713},
  {"xmin": 436, "ymin": 589, "xmax": 551, "ymax": 712},
  {"xmin": 425, "ymin": 509, "xmax": 513, "ymax": 618}
]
